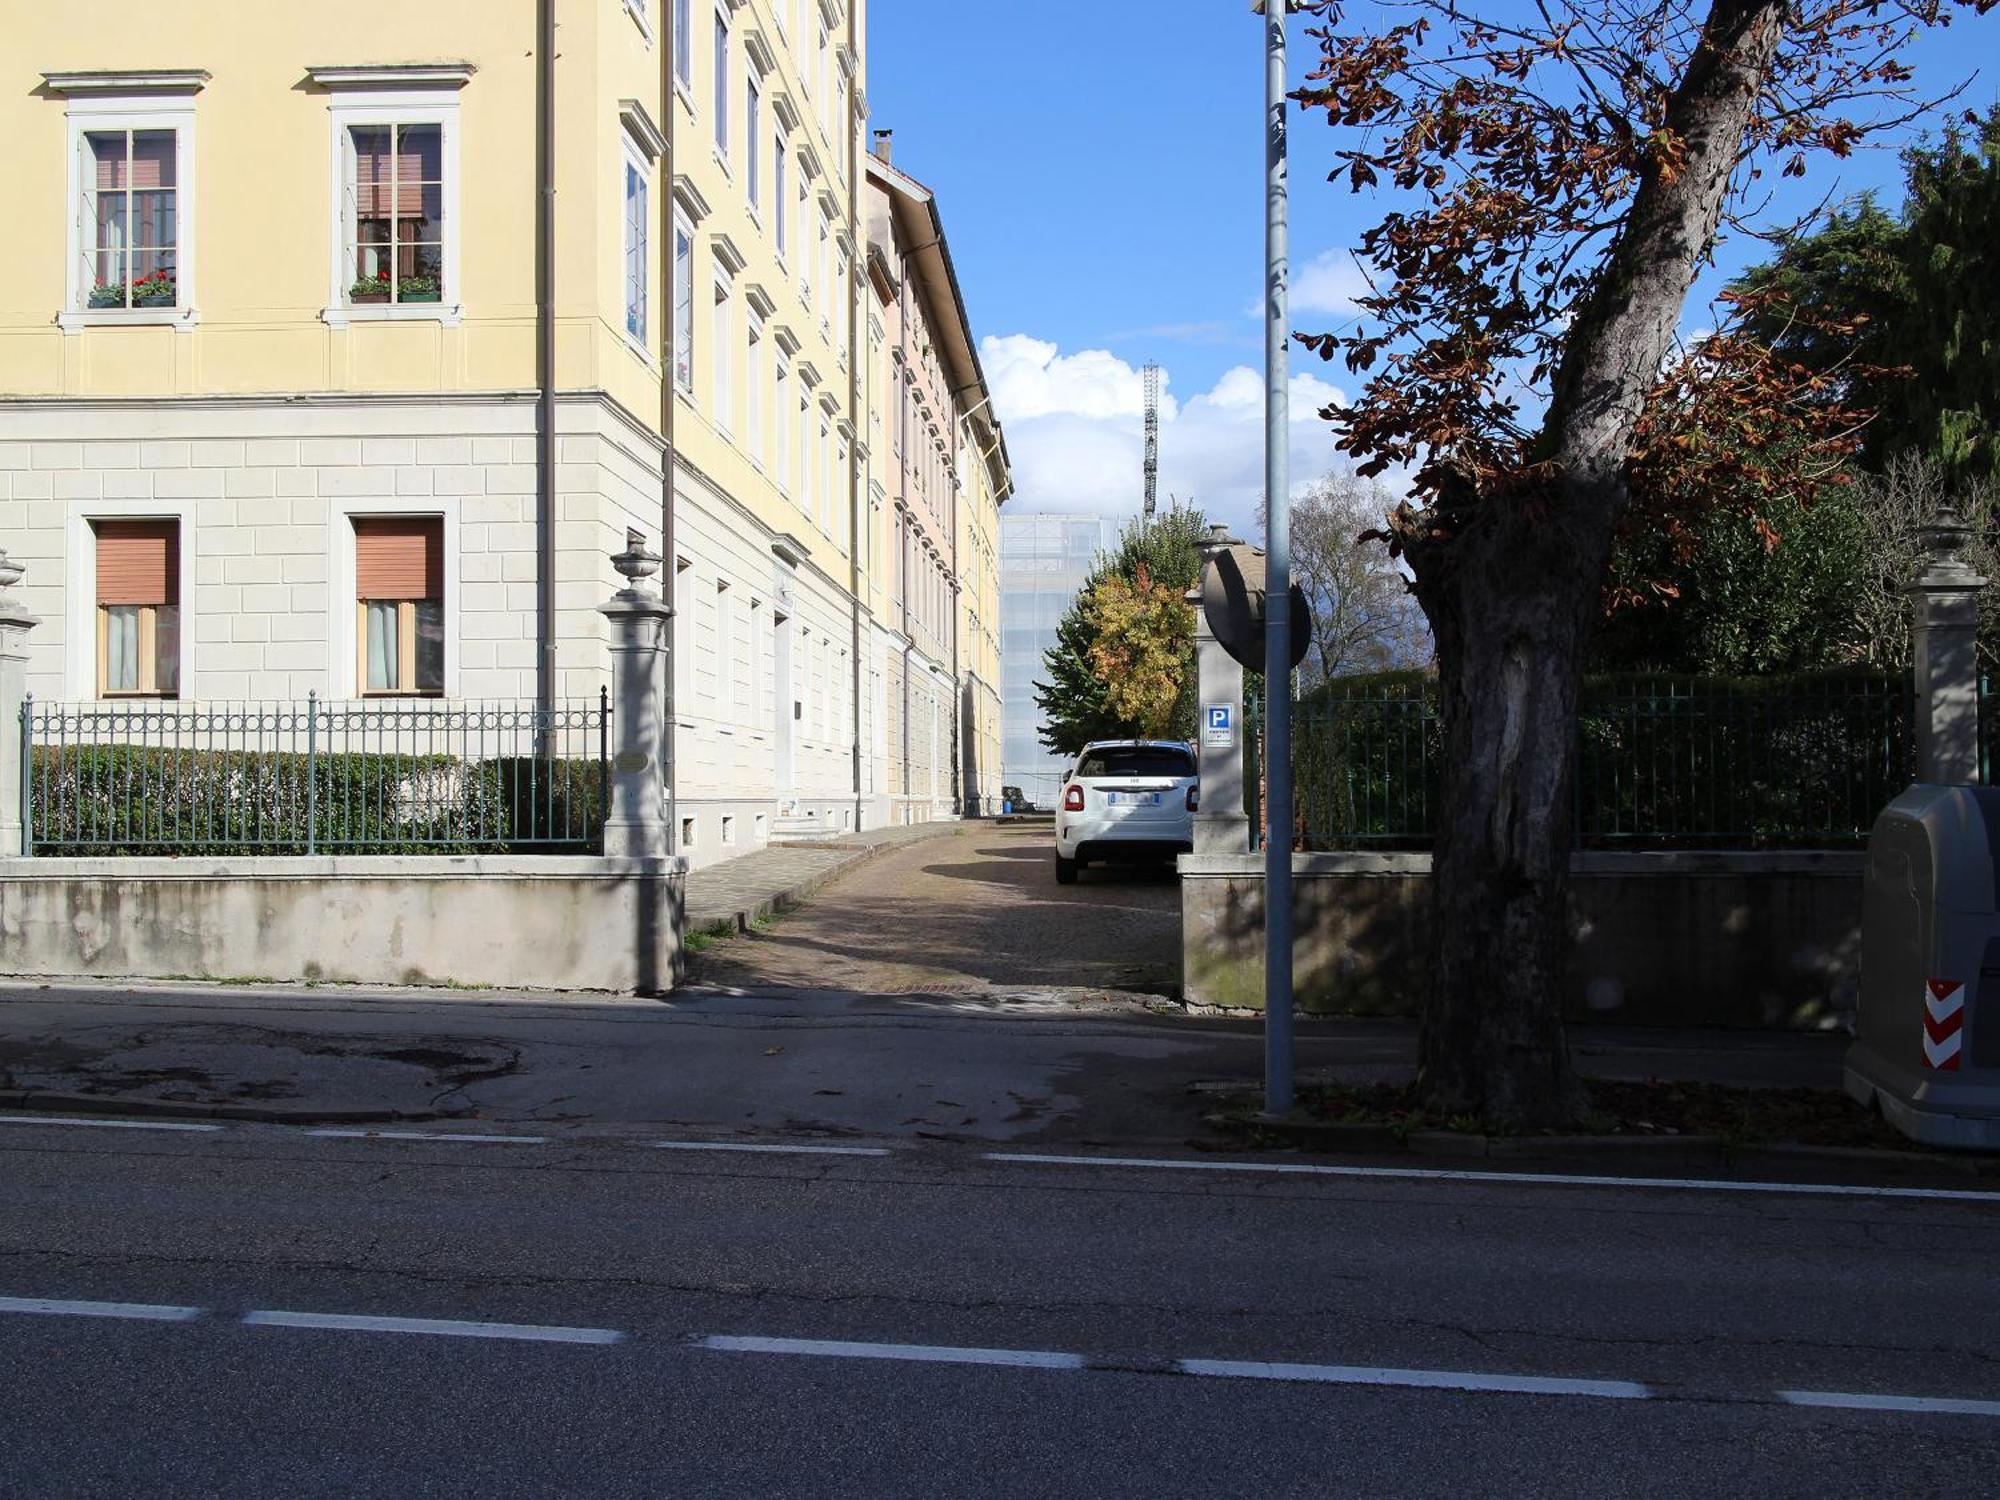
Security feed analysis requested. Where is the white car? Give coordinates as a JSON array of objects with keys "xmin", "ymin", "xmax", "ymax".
[{"xmin": 1053, "ymin": 739, "xmax": 1198, "ymax": 885}]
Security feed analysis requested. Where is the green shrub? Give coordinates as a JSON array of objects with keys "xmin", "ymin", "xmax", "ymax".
[{"xmin": 26, "ymin": 744, "xmax": 605, "ymax": 855}]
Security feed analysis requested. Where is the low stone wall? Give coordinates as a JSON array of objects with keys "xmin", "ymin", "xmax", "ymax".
[
  {"xmin": 1180, "ymin": 851, "xmax": 1864, "ymax": 1029},
  {"xmin": 0, "ymin": 856, "xmax": 687, "ymax": 994}
]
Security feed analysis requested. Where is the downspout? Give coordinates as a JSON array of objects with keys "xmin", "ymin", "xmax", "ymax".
[
  {"xmin": 535, "ymin": 0, "xmax": 557, "ymax": 724},
  {"xmin": 949, "ymin": 413, "xmax": 961, "ymax": 817},
  {"xmin": 659, "ymin": 0, "xmax": 678, "ymax": 853},
  {"xmin": 845, "ymin": 14, "xmax": 863, "ymax": 833},
  {"xmin": 897, "ymin": 255, "xmax": 912, "ymax": 812}
]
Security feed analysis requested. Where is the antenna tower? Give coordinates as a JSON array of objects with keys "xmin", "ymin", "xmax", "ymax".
[{"xmin": 1142, "ymin": 361, "xmax": 1160, "ymax": 524}]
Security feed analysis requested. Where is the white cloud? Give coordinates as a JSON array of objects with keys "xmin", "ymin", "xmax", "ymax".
[
  {"xmin": 1291, "ymin": 249, "xmax": 1374, "ymax": 318},
  {"xmin": 983, "ymin": 335, "xmax": 1351, "ymax": 533}
]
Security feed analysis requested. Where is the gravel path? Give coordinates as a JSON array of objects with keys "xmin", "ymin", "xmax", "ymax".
[{"xmin": 687, "ymin": 822, "xmax": 1182, "ymax": 997}]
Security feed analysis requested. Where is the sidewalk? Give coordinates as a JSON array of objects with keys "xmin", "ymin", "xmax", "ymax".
[
  {"xmin": 0, "ymin": 976, "xmax": 1854, "ymax": 1143},
  {"xmin": 682, "ymin": 819, "xmax": 969, "ymax": 931}
]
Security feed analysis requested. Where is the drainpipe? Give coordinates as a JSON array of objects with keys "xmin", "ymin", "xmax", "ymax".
[
  {"xmin": 535, "ymin": 0, "xmax": 557, "ymax": 725},
  {"xmin": 845, "ymin": 9, "xmax": 863, "ymax": 833},
  {"xmin": 659, "ymin": 0, "xmax": 678, "ymax": 853},
  {"xmin": 948, "ymin": 414, "xmax": 961, "ymax": 817}
]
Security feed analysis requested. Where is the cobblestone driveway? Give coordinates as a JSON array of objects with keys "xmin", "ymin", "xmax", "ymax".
[{"xmin": 687, "ymin": 822, "xmax": 1182, "ymax": 998}]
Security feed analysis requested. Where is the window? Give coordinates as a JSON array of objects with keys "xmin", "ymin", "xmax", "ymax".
[
  {"xmin": 93, "ymin": 520, "xmax": 179, "ymax": 697},
  {"xmin": 773, "ymin": 139, "xmax": 787, "ymax": 258},
  {"xmin": 746, "ymin": 76, "xmax": 761, "ymax": 210},
  {"xmin": 712, "ymin": 13, "xmax": 729, "ymax": 156},
  {"xmin": 711, "ymin": 274, "xmax": 732, "ymax": 430},
  {"xmin": 715, "ymin": 581, "xmax": 735, "ymax": 716},
  {"xmin": 674, "ymin": 0, "xmax": 692, "ymax": 87},
  {"xmin": 774, "ymin": 359, "xmax": 791, "ymax": 492},
  {"xmin": 624, "ymin": 158, "xmax": 649, "ymax": 343},
  {"xmin": 354, "ymin": 517, "xmax": 444, "ymax": 696},
  {"xmin": 344, "ymin": 123, "xmax": 445, "ymax": 306},
  {"xmin": 1077, "ymin": 745, "xmax": 1196, "ymax": 780},
  {"xmin": 747, "ymin": 319, "xmax": 765, "ymax": 460},
  {"xmin": 673, "ymin": 217, "xmax": 694, "ymax": 390},
  {"xmin": 78, "ymin": 129, "xmax": 180, "ymax": 312}
]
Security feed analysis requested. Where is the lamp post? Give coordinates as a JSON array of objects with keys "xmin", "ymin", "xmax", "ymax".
[{"xmin": 1251, "ymin": 0, "xmax": 1294, "ymax": 1115}]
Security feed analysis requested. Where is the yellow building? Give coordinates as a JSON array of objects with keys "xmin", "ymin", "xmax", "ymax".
[{"xmin": 0, "ymin": 0, "xmax": 1007, "ymax": 864}]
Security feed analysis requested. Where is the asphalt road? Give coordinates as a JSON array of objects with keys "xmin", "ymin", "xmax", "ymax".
[
  {"xmin": 688, "ymin": 823, "xmax": 1183, "ymax": 997},
  {"xmin": 2, "ymin": 1117, "xmax": 1997, "ymax": 1496}
]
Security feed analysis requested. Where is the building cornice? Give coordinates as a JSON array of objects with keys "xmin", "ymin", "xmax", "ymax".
[
  {"xmin": 305, "ymin": 63, "xmax": 475, "ymax": 89},
  {"xmin": 42, "ymin": 69, "xmax": 210, "ymax": 95},
  {"xmin": 619, "ymin": 98, "xmax": 667, "ymax": 162}
]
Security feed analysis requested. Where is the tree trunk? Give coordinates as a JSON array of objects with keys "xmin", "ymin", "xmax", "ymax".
[
  {"xmin": 1416, "ymin": 486, "xmax": 1610, "ymax": 1126},
  {"xmin": 1412, "ymin": 0, "xmax": 1788, "ymax": 1125}
]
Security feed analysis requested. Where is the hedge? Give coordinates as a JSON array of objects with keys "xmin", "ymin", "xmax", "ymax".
[{"xmin": 25, "ymin": 744, "xmax": 605, "ymax": 855}]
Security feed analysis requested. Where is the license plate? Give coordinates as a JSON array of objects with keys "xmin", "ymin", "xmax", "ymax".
[{"xmin": 1107, "ymin": 792, "xmax": 1161, "ymax": 807}]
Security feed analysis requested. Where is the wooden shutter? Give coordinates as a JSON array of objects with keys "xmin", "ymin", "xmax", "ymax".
[
  {"xmin": 354, "ymin": 517, "xmax": 443, "ymax": 600},
  {"xmin": 95, "ymin": 520, "xmax": 179, "ymax": 606}
]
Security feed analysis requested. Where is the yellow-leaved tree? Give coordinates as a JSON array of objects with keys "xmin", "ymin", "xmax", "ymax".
[{"xmin": 1081, "ymin": 564, "xmax": 1192, "ymax": 740}]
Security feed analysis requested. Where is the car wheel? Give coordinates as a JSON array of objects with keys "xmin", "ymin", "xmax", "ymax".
[{"xmin": 1054, "ymin": 854, "xmax": 1079, "ymax": 886}]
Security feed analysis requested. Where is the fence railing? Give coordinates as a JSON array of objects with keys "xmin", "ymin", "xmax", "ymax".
[
  {"xmin": 1250, "ymin": 671, "xmax": 1913, "ymax": 850},
  {"xmin": 20, "ymin": 693, "xmax": 609, "ymax": 856}
]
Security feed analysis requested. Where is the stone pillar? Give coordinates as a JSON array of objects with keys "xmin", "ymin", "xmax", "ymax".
[
  {"xmin": 599, "ymin": 532, "xmax": 672, "ymax": 860},
  {"xmin": 0, "ymin": 551, "xmax": 39, "ymax": 858},
  {"xmin": 1192, "ymin": 524, "xmax": 1250, "ymax": 854},
  {"xmin": 1908, "ymin": 503, "xmax": 1988, "ymax": 785}
]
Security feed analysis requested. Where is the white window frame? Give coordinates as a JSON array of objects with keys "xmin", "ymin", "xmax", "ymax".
[
  {"xmin": 60, "ymin": 94, "xmax": 199, "ymax": 332},
  {"xmin": 673, "ymin": 0, "xmax": 695, "ymax": 93},
  {"xmin": 325, "ymin": 497, "xmax": 461, "ymax": 701},
  {"xmin": 622, "ymin": 147, "xmax": 651, "ymax": 356},
  {"xmin": 772, "ymin": 132, "xmax": 789, "ymax": 262},
  {"xmin": 745, "ymin": 74, "xmax": 762, "ymax": 215},
  {"xmin": 64, "ymin": 500, "xmax": 196, "ymax": 700},
  {"xmin": 712, "ymin": 10, "xmax": 730, "ymax": 163},
  {"xmin": 710, "ymin": 268, "xmax": 734, "ymax": 433},
  {"xmin": 672, "ymin": 211, "xmax": 696, "ymax": 393},
  {"xmin": 746, "ymin": 315, "xmax": 766, "ymax": 465},
  {"xmin": 624, "ymin": 0, "xmax": 654, "ymax": 43},
  {"xmin": 773, "ymin": 356, "xmax": 792, "ymax": 496},
  {"xmin": 321, "ymin": 90, "xmax": 463, "ymax": 328},
  {"xmin": 715, "ymin": 579, "xmax": 736, "ymax": 719}
]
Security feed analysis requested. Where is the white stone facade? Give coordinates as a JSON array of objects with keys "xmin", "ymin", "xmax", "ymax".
[{"xmin": 1, "ymin": 390, "xmax": 949, "ymax": 870}]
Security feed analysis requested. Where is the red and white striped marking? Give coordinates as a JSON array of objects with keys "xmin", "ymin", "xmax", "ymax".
[{"xmin": 1924, "ymin": 979, "xmax": 1966, "ymax": 1071}]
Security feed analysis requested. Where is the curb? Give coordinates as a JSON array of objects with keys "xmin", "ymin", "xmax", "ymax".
[
  {"xmin": 0, "ymin": 1088, "xmax": 438, "ymax": 1127},
  {"xmin": 687, "ymin": 821, "xmax": 969, "ymax": 936},
  {"xmin": 1206, "ymin": 1113, "xmax": 2000, "ymax": 1180}
]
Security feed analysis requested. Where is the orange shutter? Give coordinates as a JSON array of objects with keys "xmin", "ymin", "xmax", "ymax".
[
  {"xmin": 95, "ymin": 520, "xmax": 179, "ymax": 606},
  {"xmin": 354, "ymin": 517, "xmax": 443, "ymax": 600}
]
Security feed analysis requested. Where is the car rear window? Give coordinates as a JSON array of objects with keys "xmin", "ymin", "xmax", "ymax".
[{"xmin": 1076, "ymin": 746, "xmax": 1195, "ymax": 779}]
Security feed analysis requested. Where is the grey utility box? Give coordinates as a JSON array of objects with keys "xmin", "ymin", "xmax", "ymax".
[{"xmin": 1847, "ymin": 783, "xmax": 2000, "ymax": 1147}]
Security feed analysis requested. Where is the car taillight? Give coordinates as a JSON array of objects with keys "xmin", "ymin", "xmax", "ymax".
[
  {"xmin": 1064, "ymin": 784, "xmax": 1085, "ymax": 812},
  {"xmin": 1186, "ymin": 786, "xmax": 1199, "ymax": 813}
]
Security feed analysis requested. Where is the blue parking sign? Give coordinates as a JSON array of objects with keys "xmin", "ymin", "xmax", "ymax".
[{"xmin": 1203, "ymin": 703, "xmax": 1234, "ymax": 747}]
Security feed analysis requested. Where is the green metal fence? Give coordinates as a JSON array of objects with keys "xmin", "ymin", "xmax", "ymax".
[
  {"xmin": 1248, "ymin": 670, "xmax": 1913, "ymax": 850},
  {"xmin": 20, "ymin": 692, "xmax": 610, "ymax": 856}
]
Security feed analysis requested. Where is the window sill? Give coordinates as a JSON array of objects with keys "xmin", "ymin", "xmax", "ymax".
[
  {"xmin": 711, "ymin": 147, "xmax": 733, "ymax": 181},
  {"xmin": 623, "ymin": 0, "xmax": 654, "ymax": 43},
  {"xmin": 622, "ymin": 330, "xmax": 662, "ymax": 373},
  {"xmin": 59, "ymin": 308, "xmax": 199, "ymax": 333},
  {"xmin": 323, "ymin": 303, "xmax": 465, "ymax": 329}
]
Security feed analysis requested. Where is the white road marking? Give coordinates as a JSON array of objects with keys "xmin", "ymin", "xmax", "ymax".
[
  {"xmin": 982, "ymin": 1152, "xmax": 2000, "ymax": 1204},
  {"xmin": 652, "ymin": 1141, "xmax": 892, "ymax": 1157},
  {"xmin": 305, "ymin": 1129, "xmax": 550, "ymax": 1145},
  {"xmin": 243, "ymin": 1310, "xmax": 622, "ymax": 1345},
  {"xmin": 1179, "ymin": 1357, "xmax": 1651, "ymax": 1400},
  {"xmin": 1780, "ymin": 1389, "xmax": 2000, "ymax": 1418},
  {"xmin": 699, "ymin": 1334, "xmax": 1085, "ymax": 1369},
  {"xmin": 0, "ymin": 1296, "xmax": 204, "ymax": 1322},
  {"xmin": 0, "ymin": 1115, "xmax": 223, "ymax": 1134}
]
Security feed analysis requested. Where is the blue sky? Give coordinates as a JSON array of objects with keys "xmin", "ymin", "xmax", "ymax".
[{"xmin": 867, "ymin": 0, "xmax": 2000, "ymax": 529}]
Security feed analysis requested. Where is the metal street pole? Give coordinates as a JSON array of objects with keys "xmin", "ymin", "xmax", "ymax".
[{"xmin": 1257, "ymin": 0, "xmax": 1294, "ymax": 1115}]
